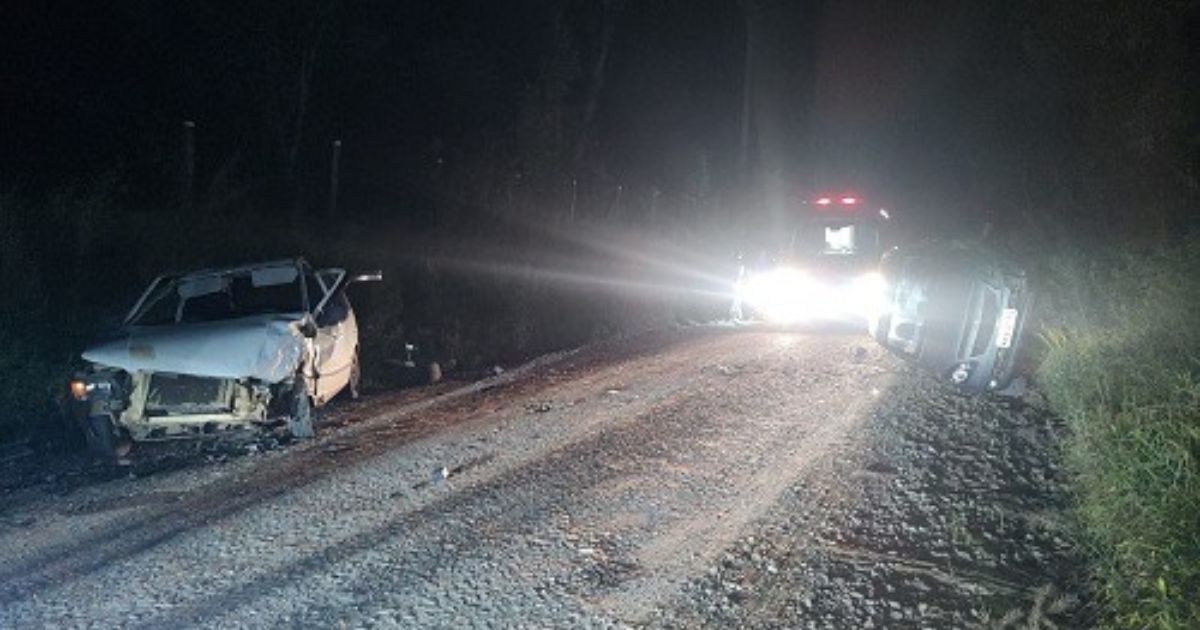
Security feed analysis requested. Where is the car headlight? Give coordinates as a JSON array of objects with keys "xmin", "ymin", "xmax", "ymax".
[
  {"xmin": 741, "ymin": 267, "xmax": 819, "ymax": 323},
  {"xmin": 69, "ymin": 379, "xmax": 90, "ymax": 401},
  {"xmin": 951, "ymin": 362, "xmax": 973, "ymax": 384},
  {"xmin": 68, "ymin": 373, "xmax": 120, "ymax": 402}
]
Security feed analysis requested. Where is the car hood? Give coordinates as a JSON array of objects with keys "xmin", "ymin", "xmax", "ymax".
[{"xmin": 82, "ymin": 314, "xmax": 308, "ymax": 383}]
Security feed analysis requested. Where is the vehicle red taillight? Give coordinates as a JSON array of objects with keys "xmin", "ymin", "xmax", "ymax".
[
  {"xmin": 815, "ymin": 197, "xmax": 832, "ymax": 206},
  {"xmin": 840, "ymin": 196, "xmax": 858, "ymax": 205}
]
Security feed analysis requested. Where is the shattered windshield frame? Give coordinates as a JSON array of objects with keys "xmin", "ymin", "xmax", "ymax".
[{"xmin": 126, "ymin": 263, "xmax": 308, "ymax": 326}]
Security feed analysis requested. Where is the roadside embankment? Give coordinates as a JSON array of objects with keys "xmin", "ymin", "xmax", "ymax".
[{"xmin": 1036, "ymin": 240, "xmax": 1200, "ymax": 627}]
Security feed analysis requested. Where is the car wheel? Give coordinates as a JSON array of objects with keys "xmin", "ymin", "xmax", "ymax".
[
  {"xmin": 78, "ymin": 413, "xmax": 118, "ymax": 460},
  {"xmin": 348, "ymin": 350, "xmax": 361, "ymax": 400},
  {"xmin": 288, "ymin": 375, "xmax": 315, "ymax": 439}
]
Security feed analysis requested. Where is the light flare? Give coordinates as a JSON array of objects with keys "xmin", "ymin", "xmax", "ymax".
[{"xmin": 736, "ymin": 267, "xmax": 819, "ymax": 323}]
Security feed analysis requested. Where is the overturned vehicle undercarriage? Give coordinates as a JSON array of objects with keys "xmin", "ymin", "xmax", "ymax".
[{"xmin": 69, "ymin": 258, "xmax": 380, "ymax": 458}]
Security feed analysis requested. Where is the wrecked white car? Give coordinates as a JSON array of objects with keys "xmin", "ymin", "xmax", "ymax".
[{"xmin": 69, "ymin": 258, "xmax": 380, "ymax": 457}]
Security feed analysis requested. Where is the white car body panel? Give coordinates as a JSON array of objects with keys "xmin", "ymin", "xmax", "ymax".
[
  {"xmin": 312, "ymin": 309, "xmax": 357, "ymax": 404},
  {"xmin": 82, "ymin": 314, "xmax": 308, "ymax": 384}
]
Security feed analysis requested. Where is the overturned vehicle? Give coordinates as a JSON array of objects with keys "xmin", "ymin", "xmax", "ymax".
[
  {"xmin": 868, "ymin": 241, "xmax": 1033, "ymax": 392},
  {"xmin": 69, "ymin": 258, "xmax": 381, "ymax": 457}
]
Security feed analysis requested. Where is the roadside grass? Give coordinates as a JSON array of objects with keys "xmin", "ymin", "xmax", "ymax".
[{"xmin": 1035, "ymin": 240, "xmax": 1200, "ymax": 628}]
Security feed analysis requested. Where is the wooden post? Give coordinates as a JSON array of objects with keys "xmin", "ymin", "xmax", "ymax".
[
  {"xmin": 609, "ymin": 183, "xmax": 623, "ymax": 220},
  {"xmin": 327, "ymin": 139, "xmax": 341, "ymax": 219},
  {"xmin": 181, "ymin": 120, "xmax": 195, "ymax": 212}
]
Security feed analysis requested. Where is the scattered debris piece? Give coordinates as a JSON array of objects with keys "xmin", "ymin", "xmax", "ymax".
[
  {"xmin": 322, "ymin": 443, "xmax": 355, "ymax": 455},
  {"xmin": 429, "ymin": 361, "xmax": 443, "ymax": 384}
]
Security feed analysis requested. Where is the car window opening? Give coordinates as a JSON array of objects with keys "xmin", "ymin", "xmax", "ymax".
[{"xmin": 131, "ymin": 267, "xmax": 305, "ymax": 326}]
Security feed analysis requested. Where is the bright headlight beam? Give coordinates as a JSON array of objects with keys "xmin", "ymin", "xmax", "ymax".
[
  {"xmin": 741, "ymin": 267, "xmax": 818, "ymax": 324},
  {"xmin": 737, "ymin": 268, "xmax": 887, "ymax": 325}
]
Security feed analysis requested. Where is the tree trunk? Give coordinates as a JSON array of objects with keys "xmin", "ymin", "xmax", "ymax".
[
  {"xmin": 738, "ymin": 0, "xmax": 757, "ymax": 184},
  {"xmin": 573, "ymin": 0, "xmax": 621, "ymax": 169}
]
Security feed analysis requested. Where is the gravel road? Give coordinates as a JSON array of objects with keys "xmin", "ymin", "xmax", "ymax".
[{"xmin": 0, "ymin": 326, "xmax": 1089, "ymax": 628}]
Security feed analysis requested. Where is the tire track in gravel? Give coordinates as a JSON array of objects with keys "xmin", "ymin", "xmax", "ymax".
[
  {"xmin": 0, "ymin": 329, "xmax": 700, "ymax": 602},
  {"xmin": 149, "ymin": 332, "xmax": 893, "ymax": 628},
  {"xmin": 0, "ymin": 328, "xmax": 795, "ymax": 627}
]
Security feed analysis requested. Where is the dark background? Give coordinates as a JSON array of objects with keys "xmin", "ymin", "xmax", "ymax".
[
  {"xmin": 1, "ymin": 0, "xmax": 1198, "ymax": 439},
  {"xmin": 4, "ymin": 1, "xmax": 1197, "ymax": 237}
]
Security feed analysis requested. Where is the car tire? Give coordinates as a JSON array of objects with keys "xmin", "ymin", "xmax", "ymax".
[
  {"xmin": 78, "ymin": 413, "xmax": 118, "ymax": 460},
  {"xmin": 288, "ymin": 375, "xmax": 315, "ymax": 439},
  {"xmin": 348, "ymin": 350, "xmax": 361, "ymax": 400}
]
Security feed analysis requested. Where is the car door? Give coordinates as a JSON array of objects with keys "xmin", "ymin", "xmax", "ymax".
[{"xmin": 311, "ymin": 288, "xmax": 358, "ymax": 404}]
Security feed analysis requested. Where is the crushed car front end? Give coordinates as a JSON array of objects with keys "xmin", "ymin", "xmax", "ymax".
[
  {"xmin": 69, "ymin": 259, "xmax": 321, "ymax": 453},
  {"xmin": 71, "ymin": 365, "xmax": 298, "ymax": 442}
]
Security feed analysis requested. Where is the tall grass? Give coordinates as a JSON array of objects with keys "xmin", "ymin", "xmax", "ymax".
[{"xmin": 1036, "ymin": 240, "xmax": 1200, "ymax": 627}]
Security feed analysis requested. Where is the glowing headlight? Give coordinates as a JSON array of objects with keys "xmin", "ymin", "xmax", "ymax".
[
  {"xmin": 740, "ymin": 267, "xmax": 819, "ymax": 323},
  {"xmin": 69, "ymin": 379, "xmax": 90, "ymax": 401},
  {"xmin": 68, "ymin": 376, "xmax": 115, "ymax": 402}
]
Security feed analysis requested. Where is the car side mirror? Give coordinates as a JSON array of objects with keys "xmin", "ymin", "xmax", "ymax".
[
  {"xmin": 298, "ymin": 319, "xmax": 318, "ymax": 339},
  {"xmin": 350, "ymin": 270, "xmax": 383, "ymax": 284}
]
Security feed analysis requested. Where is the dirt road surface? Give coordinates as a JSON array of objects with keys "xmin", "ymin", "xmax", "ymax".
[{"xmin": 0, "ymin": 327, "xmax": 1088, "ymax": 628}]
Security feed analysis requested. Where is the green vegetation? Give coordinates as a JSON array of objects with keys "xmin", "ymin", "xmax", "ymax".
[{"xmin": 1036, "ymin": 240, "xmax": 1200, "ymax": 628}]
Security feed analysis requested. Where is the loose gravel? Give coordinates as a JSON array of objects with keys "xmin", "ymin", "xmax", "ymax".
[{"xmin": 0, "ymin": 327, "xmax": 1090, "ymax": 628}]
